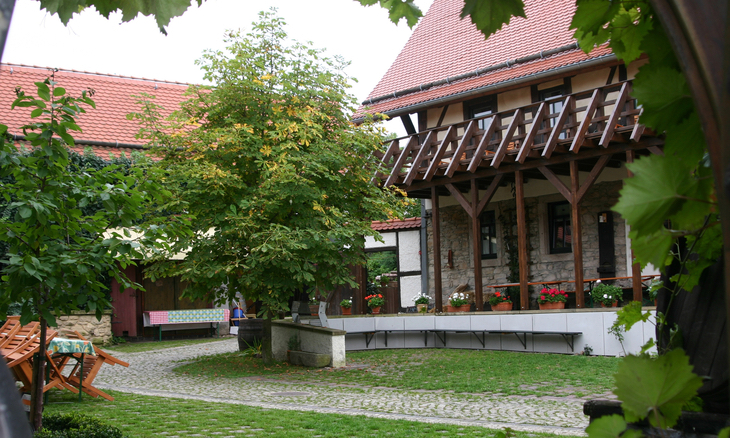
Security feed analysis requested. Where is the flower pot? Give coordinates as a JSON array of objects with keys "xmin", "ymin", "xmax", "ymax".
[
  {"xmin": 309, "ymin": 304, "xmax": 320, "ymax": 315},
  {"xmin": 456, "ymin": 304, "xmax": 471, "ymax": 312},
  {"xmin": 416, "ymin": 304, "xmax": 427, "ymax": 313},
  {"xmin": 654, "ymin": 299, "xmax": 658, "ymax": 306},
  {"xmin": 601, "ymin": 301, "xmax": 619, "ymax": 308},
  {"xmin": 341, "ymin": 306, "xmax": 352, "ymax": 315},
  {"xmin": 371, "ymin": 306, "xmax": 381, "ymax": 314},
  {"xmin": 492, "ymin": 302, "xmax": 512, "ymax": 311},
  {"xmin": 539, "ymin": 302, "xmax": 565, "ymax": 310}
]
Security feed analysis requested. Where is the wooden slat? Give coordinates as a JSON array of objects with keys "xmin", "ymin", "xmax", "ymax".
[
  {"xmin": 403, "ymin": 131, "xmax": 435, "ymax": 186},
  {"xmin": 432, "ymin": 187, "xmax": 443, "ymax": 313},
  {"xmin": 491, "ymin": 110, "xmax": 522, "ymax": 168},
  {"xmin": 576, "ymin": 154, "xmax": 611, "ymax": 203},
  {"xmin": 599, "ymin": 82, "xmax": 630, "ymax": 146},
  {"xmin": 542, "ymin": 96, "xmax": 573, "ymax": 158},
  {"xmin": 445, "ymin": 183, "xmax": 473, "ymax": 218},
  {"xmin": 471, "ymin": 179, "xmax": 483, "ymax": 311},
  {"xmin": 446, "ymin": 120, "xmax": 476, "ymax": 177},
  {"xmin": 570, "ymin": 160, "xmax": 584, "ymax": 309},
  {"xmin": 384, "ymin": 135, "xmax": 417, "ymax": 187},
  {"xmin": 517, "ymin": 103, "xmax": 546, "ymax": 163},
  {"xmin": 475, "ymin": 173, "xmax": 504, "ymax": 218},
  {"xmin": 630, "ymin": 108, "xmax": 645, "ymax": 142},
  {"xmin": 425, "ymin": 125, "xmax": 456, "ymax": 181},
  {"xmin": 648, "ymin": 145, "xmax": 664, "ymax": 156},
  {"xmin": 372, "ymin": 139, "xmax": 400, "ymax": 183},
  {"xmin": 569, "ymin": 89, "xmax": 602, "ymax": 154},
  {"xmin": 468, "ymin": 115, "xmax": 500, "ymax": 173},
  {"xmin": 537, "ymin": 166, "xmax": 572, "ymax": 203}
]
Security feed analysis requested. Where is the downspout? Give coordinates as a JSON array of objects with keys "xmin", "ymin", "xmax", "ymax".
[{"xmin": 420, "ymin": 200, "xmax": 429, "ymax": 297}]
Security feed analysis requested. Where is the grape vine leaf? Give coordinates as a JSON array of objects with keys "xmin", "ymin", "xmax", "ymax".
[
  {"xmin": 632, "ymin": 65, "xmax": 694, "ymax": 133},
  {"xmin": 354, "ymin": 0, "xmax": 423, "ymax": 27},
  {"xmin": 461, "ymin": 0, "xmax": 526, "ymax": 39},
  {"xmin": 585, "ymin": 414, "xmax": 626, "ymax": 438},
  {"xmin": 608, "ymin": 9, "xmax": 652, "ymax": 64},
  {"xmin": 614, "ymin": 349, "xmax": 703, "ymax": 428}
]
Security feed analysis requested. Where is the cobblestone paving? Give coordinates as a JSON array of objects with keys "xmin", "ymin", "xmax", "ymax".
[{"xmin": 96, "ymin": 339, "xmax": 588, "ymax": 436}]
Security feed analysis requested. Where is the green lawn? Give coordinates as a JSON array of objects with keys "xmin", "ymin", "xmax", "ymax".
[
  {"xmin": 105, "ymin": 337, "xmax": 227, "ymax": 353},
  {"xmin": 176, "ymin": 348, "xmax": 620, "ymax": 398},
  {"xmin": 42, "ymin": 390, "xmax": 576, "ymax": 438}
]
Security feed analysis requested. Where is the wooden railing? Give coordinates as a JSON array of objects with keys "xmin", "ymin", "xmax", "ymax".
[{"xmin": 377, "ymin": 81, "xmax": 646, "ymax": 187}]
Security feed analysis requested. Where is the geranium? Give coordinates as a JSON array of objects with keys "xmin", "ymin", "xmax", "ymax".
[
  {"xmin": 591, "ymin": 282, "xmax": 623, "ymax": 306},
  {"xmin": 488, "ymin": 291, "xmax": 512, "ymax": 306},
  {"xmin": 365, "ymin": 293, "xmax": 385, "ymax": 308},
  {"xmin": 413, "ymin": 293, "xmax": 430, "ymax": 305},
  {"xmin": 449, "ymin": 292, "xmax": 469, "ymax": 307},
  {"xmin": 340, "ymin": 299, "xmax": 352, "ymax": 308},
  {"xmin": 538, "ymin": 288, "xmax": 568, "ymax": 303}
]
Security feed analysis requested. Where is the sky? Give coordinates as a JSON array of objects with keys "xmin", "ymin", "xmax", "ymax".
[{"xmin": 2, "ymin": 0, "xmax": 434, "ymax": 136}]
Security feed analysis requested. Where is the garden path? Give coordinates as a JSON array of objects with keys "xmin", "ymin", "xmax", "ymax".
[{"xmin": 96, "ymin": 338, "xmax": 590, "ymax": 436}]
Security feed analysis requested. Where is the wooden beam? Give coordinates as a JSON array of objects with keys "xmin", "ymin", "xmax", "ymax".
[
  {"xmin": 445, "ymin": 183, "xmax": 473, "ymax": 218},
  {"xmin": 537, "ymin": 166, "xmax": 572, "ymax": 203},
  {"xmin": 626, "ymin": 150, "xmax": 643, "ymax": 302},
  {"xmin": 403, "ymin": 131, "xmax": 435, "ymax": 186},
  {"xmin": 599, "ymin": 82, "xmax": 630, "ymax": 146},
  {"xmin": 491, "ymin": 109, "xmax": 523, "ymax": 168},
  {"xmin": 570, "ymin": 160, "xmax": 584, "ymax": 309},
  {"xmin": 446, "ymin": 120, "xmax": 476, "ymax": 177},
  {"xmin": 517, "ymin": 102, "xmax": 546, "ymax": 163},
  {"xmin": 648, "ymin": 145, "xmax": 664, "ymax": 156},
  {"xmin": 515, "ymin": 170, "xmax": 529, "ymax": 310},
  {"xmin": 576, "ymin": 154, "xmax": 612, "ymax": 203},
  {"xmin": 471, "ymin": 179, "xmax": 483, "ymax": 311},
  {"xmin": 570, "ymin": 88, "xmax": 602, "ymax": 154},
  {"xmin": 542, "ymin": 96, "xmax": 573, "ymax": 159},
  {"xmin": 436, "ymin": 105, "xmax": 449, "ymax": 127},
  {"xmin": 425, "ymin": 125, "xmax": 455, "ymax": 181},
  {"xmin": 400, "ymin": 115, "xmax": 416, "ymax": 135},
  {"xmin": 468, "ymin": 115, "xmax": 500, "ymax": 173},
  {"xmin": 372, "ymin": 139, "xmax": 401, "ymax": 183},
  {"xmin": 475, "ymin": 174, "xmax": 504, "ymax": 218},
  {"xmin": 432, "ymin": 187, "xmax": 443, "ymax": 313},
  {"xmin": 385, "ymin": 135, "xmax": 417, "ymax": 187}
]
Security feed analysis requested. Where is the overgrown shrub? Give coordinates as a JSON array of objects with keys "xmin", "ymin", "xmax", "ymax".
[{"xmin": 34, "ymin": 413, "xmax": 126, "ymax": 438}]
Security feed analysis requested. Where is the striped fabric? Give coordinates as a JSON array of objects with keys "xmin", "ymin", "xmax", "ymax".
[{"xmin": 145, "ymin": 309, "xmax": 229, "ymax": 325}]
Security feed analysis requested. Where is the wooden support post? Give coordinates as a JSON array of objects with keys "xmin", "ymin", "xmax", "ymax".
[
  {"xmin": 570, "ymin": 161, "xmax": 585, "ymax": 308},
  {"xmin": 471, "ymin": 179, "xmax": 483, "ymax": 310},
  {"xmin": 355, "ymin": 264, "xmax": 366, "ymax": 315},
  {"xmin": 432, "ymin": 187, "xmax": 443, "ymax": 312},
  {"xmin": 626, "ymin": 151, "xmax": 643, "ymax": 301},
  {"xmin": 515, "ymin": 171, "xmax": 529, "ymax": 310}
]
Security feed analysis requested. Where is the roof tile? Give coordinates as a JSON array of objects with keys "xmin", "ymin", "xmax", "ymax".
[{"xmin": 371, "ymin": 217, "xmax": 422, "ymax": 231}]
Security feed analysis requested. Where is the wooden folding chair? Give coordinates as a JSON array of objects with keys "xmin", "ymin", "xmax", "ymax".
[
  {"xmin": 61, "ymin": 331, "xmax": 129, "ymax": 401},
  {"xmin": 6, "ymin": 329, "xmax": 59, "ymax": 394},
  {"xmin": 0, "ymin": 317, "xmax": 21, "ymax": 348},
  {"xmin": 0, "ymin": 321, "xmax": 39, "ymax": 355}
]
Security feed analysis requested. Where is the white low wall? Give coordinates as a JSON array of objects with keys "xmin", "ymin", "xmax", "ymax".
[
  {"xmin": 327, "ymin": 309, "xmax": 656, "ymax": 356},
  {"xmin": 271, "ymin": 320, "xmax": 347, "ymax": 367}
]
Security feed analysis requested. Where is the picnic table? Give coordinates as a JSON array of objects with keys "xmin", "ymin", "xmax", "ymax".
[
  {"xmin": 143, "ymin": 309, "xmax": 230, "ymax": 341},
  {"xmin": 47, "ymin": 337, "xmax": 95, "ymax": 402}
]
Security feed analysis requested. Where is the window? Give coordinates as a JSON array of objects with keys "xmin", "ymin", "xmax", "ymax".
[
  {"xmin": 464, "ymin": 95, "xmax": 497, "ymax": 130},
  {"xmin": 549, "ymin": 201, "xmax": 571, "ymax": 254},
  {"xmin": 539, "ymin": 85, "xmax": 567, "ymax": 141},
  {"xmin": 480, "ymin": 210, "xmax": 497, "ymax": 259}
]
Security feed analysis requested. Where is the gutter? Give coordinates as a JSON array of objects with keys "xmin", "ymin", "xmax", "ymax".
[
  {"xmin": 12, "ymin": 134, "xmax": 146, "ymax": 149},
  {"xmin": 355, "ymin": 53, "xmax": 617, "ymax": 121}
]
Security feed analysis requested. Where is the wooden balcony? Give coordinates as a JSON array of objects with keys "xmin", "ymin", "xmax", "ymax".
[{"xmin": 375, "ymin": 81, "xmax": 663, "ymax": 197}]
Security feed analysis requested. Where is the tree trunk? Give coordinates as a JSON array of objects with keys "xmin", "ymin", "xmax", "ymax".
[
  {"xmin": 262, "ymin": 311, "xmax": 273, "ymax": 365},
  {"xmin": 29, "ymin": 316, "xmax": 46, "ymax": 431}
]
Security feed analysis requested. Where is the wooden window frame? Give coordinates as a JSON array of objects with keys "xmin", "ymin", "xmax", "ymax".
[
  {"xmin": 480, "ymin": 210, "xmax": 498, "ymax": 260},
  {"xmin": 548, "ymin": 201, "xmax": 572, "ymax": 254}
]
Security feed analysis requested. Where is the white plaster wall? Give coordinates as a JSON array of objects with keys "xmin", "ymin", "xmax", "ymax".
[
  {"xmin": 398, "ymin": 230, "xmax": 421, "ymax": 272},
  {"xmin": 400, "ymin": 275, "xmax": 423, "ymax": 307},
  {"xmin": 343, "ymin": 310, "xmax": 656, "ymax": 356},
  {"xmin": 365, "ymin": 232, "xmax": 396, "ymax": 249}
]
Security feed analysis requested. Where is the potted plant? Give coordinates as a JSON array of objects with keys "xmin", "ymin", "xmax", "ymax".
[
  {"xmin": 538, "ymin": 287, "xmax": 568, "ymax": 310},
  {"xmin": 340, "ymin": 298, "xmax": 352, "ymax": 315},
  {"xmin": 591, "ymin": 282, "xmax": 623, "ymax": 307},
  {"xmin": 647, "ymin": 279, "xmax": 662, "ymax": 306},
  {"xmin": 308, "ymin": 297, "xmax": 320, "ymax": 315},
  {"xmin": 448, "ymin": 292, "xmax": 470, "ymax": 312},
  {"xmin": 365, "ymin": 293, "xmax": 385, "ymax": 314},
  {"xmin": 489, "ymin": 291, "xmax": 512, "ymax": 311},
  {"xmin": 413, "ymin": 293, "xmax": 430, "ymax": 313}
]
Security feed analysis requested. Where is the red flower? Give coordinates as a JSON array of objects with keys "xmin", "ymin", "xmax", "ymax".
[
  {"xmin": 503, "ymin": 297, "xmax": 507, "ymax": 301},
  {"xmin": 495, "ymin": 292, "xmax": 501, "ymax": 297}
]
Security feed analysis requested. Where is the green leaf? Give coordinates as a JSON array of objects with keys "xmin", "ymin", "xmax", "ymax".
[
  {"xmin": 609, "ymin": 9, "xmax": 652, "ymax": 64},
  {"xmin": 30, "ymin": 108, "xmax": 44, "ymax": 118},
  {"xmin": 570, "ymin": 0, "xmax": 621, "ymax": 36},
  {"xmin": 35, "ymin": 81, "xmax": 51, "ymax": 101},
  {"xmin": 633, "ymin": 65, "xmax": 694, "ymax": 133},
  {"xmin": 629, "ymin": 228, "xmax": 673, "ymax": 269},
  {"xmin": 53, "ymin": 86, "xmax": 66, "ymax": 96},
  {"xmin": 719, "ymin": 427, "xmax": 730, "ymax": 438},
  {"xmin": 382, "ymin": 0, "xmax": 423, "ymax": 27},
  {"xmin": 615, "ymin": 301, "xmax": 651, "ymax": 332},
  {"xmin": 614, "ymin": 349, "xmax": 703, "ymax": 428},
  {"xmin": 461, "ymin": 0, "xmax": 526, "ymax": 39},
  {"xmin": 585, "ymin": 414, "xmax": 627, "ymax": 438}
]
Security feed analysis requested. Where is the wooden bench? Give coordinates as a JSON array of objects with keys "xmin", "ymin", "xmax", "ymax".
[
  {"xmin": 143, "ymin": 309, "xmax": 230, "ymax": 341},
  {"xmin": 348, "ymin": 329, "xmax": 582, "ymax": 352}
]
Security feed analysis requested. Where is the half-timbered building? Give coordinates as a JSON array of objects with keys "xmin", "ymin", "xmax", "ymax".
[{"xmin": 356, "ymin": 0, "xmax": 662, "ymax": 312}]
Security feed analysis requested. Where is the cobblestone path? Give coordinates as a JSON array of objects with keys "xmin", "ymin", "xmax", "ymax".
[{"xmin": 96, "ymin": 338, "xmax": 588, "ymax": 436}]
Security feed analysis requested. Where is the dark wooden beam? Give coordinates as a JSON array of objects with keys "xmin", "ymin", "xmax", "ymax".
[
  {"xmin": 400, "ymin": 115, "xmax": 417, "ymax": 135},
  {"xmin": 436, "ymin": 105, "xmax": 450, "ymax": 128},
  {"xmin": 517, "ymin": 102, "xmax": 546, "ymax": 163},
  {"xmin": 471, "ymin": 179, "xmax": 483, "ymax": 311},
  {"xmin": 570, "ymin": 89, "xmax": 602, "ymax": 153},
  {"xmin": 515, "ymin": 170, "xmax": 529, "ymax": 310},
  {"xmin": 475, "ymin": 174, "xmax": 504, "ymax": 218},
  {"xmin": 385, "ymin": 135, "xmax": 417, "ymax": 187},
  {"xmin": 570, "ymin": 160, "xmax": 585, "ymax": 308},
  {"xmin": 599, "ymin": 82, "xmax": 630, "ymax": 146},
  {"xmin": 404, "ymin": 131, "xmax": 434, "ymax": 186},
  {"xmin": 576, "ymin": 154, "xmax": 612, "ymax": 203},
  {"xmin": 468, "ymin": 115, "xmax": 500, "ymax": 172},
  {"xmin": 425, "ymin": 125, "xmax": 455, "ymax": 181},
  {"xmin": 537, "ymin": 166, "xmax": 572, "ymax": 203},
  {"xmin": 543, "ymin": 96, "xmax": 573, "ymax": 158},
  {"xmin": 492, "ymin": 109, "xmax": 522, "ymax": 168},
  {"xmin": 432, "ymin": 187, "xmax": 443, "ymax": 312},
  {"xmin": 447, "ymin": 120, "xmax": 476, "ymax": 177},
  {"xmin": 445, "ymin": 183, "xmax": 472, "ymax": 217}
]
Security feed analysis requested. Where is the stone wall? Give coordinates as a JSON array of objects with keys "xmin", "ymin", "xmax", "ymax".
[
  {"xmin": 425, "ymin": 180, "xmax": 629, "ymax": 308},
  {"xmin": 52, "ymin": 311, "xmax": 113, "ymax": 344}
]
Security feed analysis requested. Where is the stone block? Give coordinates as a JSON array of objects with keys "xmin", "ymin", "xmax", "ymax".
[{"xmin": 288, "ymin": 350, "xmax": 332, "ymax": 368}]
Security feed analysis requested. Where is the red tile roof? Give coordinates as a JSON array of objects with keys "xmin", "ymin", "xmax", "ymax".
[
  {"xmin": 371, "ymin": 217, "xmax": 422, "ymax": 231},
  {"xmin": 0, "ymin": 64, "xmax": 190, "ymax": 157},
  {"xmin": 357, "ymin": 0, "xmax": 613, "ymax": 117}
]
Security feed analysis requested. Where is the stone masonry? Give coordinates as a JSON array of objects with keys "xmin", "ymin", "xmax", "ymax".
[
  {"xmin": 52, "ymin": 311, "xmax": 113, "ymax": 344},
  {"xmin": 426, "ymin": 180, "xmax": 629, "ymax": 308}
]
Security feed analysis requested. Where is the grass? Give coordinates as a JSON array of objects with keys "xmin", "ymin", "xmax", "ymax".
[
  {"xmin": 175, "ymin": 348, "xmax": 620, "ymax": 398},
  {"xmin": 105, "ymin": 337, "xmax": 227, "ymax": 353},
  {"xmin": 42, "ymin": 390, "xmax": 576, "ymax": 438}
]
